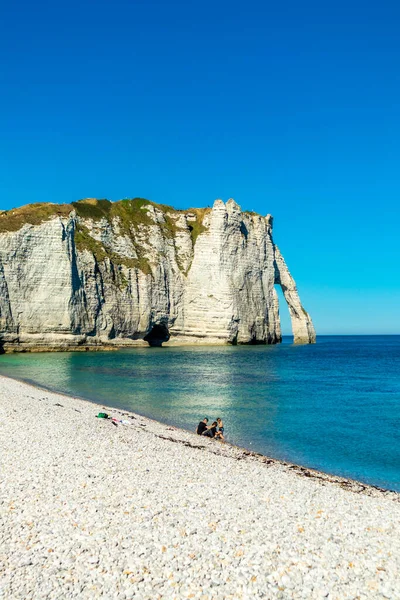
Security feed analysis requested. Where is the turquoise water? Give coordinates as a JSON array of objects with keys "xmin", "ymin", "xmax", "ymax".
[{"xmin": 1, "ymin": 336, "xmax": 399, "ymax": 492}]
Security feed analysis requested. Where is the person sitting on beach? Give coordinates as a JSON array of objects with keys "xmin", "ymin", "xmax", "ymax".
[
  {"xmin": 215, "ymin": 417, "xmax": 225, "ymax": 441},
  {"xmin": 196, "ymin": 417, "xmax": 209, "ymax": 435},
  {"xmin": 202, "ymin": 421, "xmax": 218, "ymax": 438}
]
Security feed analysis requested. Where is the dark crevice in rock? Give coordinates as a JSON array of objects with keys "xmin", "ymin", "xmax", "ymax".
[
  {"xmin": 240, "ymin": 221, "xmax": 248, "ymax": 238},
  {"xmin": 144, "ymin": 323, "xmax": 170, "ymax": 347}
]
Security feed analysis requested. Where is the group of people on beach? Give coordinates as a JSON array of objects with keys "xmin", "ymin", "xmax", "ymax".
[{"xmin": 196, "ymin": 417, "xmax": 224, "ymax": 441}]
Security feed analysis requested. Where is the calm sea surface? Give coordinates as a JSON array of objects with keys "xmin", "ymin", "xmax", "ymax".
[{"xmin": 1, "ymin": 335, "xmax": 399, "ymax": 491}]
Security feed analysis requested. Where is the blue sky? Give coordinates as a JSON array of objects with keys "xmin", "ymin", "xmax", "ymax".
[{"xmin": 1, "ymin": 0, "xmax": 399, "ymax": 334}]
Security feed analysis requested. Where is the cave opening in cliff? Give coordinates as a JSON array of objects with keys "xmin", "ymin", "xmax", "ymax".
[{"xmin": 143, "ymin": 323, "xmax": 170, "ymax": 347}]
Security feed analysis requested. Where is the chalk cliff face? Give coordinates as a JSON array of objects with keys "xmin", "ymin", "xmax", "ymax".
[{"xmin": 0, "ymin": 198, "xmax": 315, "ymax": 350}]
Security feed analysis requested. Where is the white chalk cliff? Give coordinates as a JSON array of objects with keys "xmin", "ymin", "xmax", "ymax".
[{"xmin": 0, "ymin": 198, "xmax": 315, "ymax": 350}]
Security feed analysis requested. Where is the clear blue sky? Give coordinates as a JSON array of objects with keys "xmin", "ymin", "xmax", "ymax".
[{"xmin": 1, "ymin": 0, "xmax": 399, "ymax": 334}]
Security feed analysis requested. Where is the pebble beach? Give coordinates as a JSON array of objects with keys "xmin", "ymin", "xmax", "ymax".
[{"xmin": 1, "ymin": 375, "xmax": 400, "ymax": 600}]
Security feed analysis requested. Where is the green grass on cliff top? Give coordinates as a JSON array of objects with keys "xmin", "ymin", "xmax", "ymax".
[
  {"xmin": 0, "ymin": 202, "xmax": 74, "ymax": 232},
  {"xmin": 0, "ymin": 198, "xmax": 209, "ymax": 232},
  {"xmin": 0, "ymin": 199, "xmax": 210, "ymax": 270},
  {"xmin": 0, "ymin": 198, "xmax": 161, "ymax": 230}
]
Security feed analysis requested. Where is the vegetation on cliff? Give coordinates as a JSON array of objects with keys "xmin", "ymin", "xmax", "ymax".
[
  {"xmin": 0, "ymin": 203, "xmax": 73, "ymax": 232},
  {"xmin": 74, "ymin": 223, "xmax": 153, "ymax": 275},
  {"xmin": 0, "ymin": 198, "xmax": 210, "ymax": 275}
]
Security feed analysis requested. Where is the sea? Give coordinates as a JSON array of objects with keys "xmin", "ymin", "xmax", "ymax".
[{"xmin": 1, "ymin": 335, "xmax": 399, "ymax": 492}]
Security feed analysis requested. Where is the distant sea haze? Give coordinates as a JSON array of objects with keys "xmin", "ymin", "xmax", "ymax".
[{"xmin": 1, "ymin": 335, "xmax": 399, "ymax": 492}]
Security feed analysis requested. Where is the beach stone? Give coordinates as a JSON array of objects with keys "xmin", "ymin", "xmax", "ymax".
[{"xmin": 0, "ymin": 375, "xmax": 399, "ymax": 599}]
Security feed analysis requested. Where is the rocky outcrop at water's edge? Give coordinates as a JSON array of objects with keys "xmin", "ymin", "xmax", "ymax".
[{"xmin": 0, "ymin": 197, "xmax": 315, "ymax": 350}]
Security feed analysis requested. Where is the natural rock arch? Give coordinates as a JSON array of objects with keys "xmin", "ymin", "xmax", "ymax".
[{"xmin": 273, "ymin": 246, "xmax": 316, "ymax": 344}]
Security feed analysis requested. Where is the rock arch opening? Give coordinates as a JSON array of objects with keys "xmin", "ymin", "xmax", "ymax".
[
  {"xmin": 273, "ymin": 246, "xmax": 316, "ymax": 344},
  {"xmin": 274, "ymin": 285, "xmax": 291, "ymax": 340}
]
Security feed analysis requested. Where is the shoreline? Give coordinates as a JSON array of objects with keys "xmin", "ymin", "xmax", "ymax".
[
  {"xmin": 2, "ymin": 333, "xmax": 398, "ymax": 354},
  {"xmin": 1, "ymin": 334, "xmax": 398, "ymax": 354},
  {"xmin": 0, "ymin": 335, "xmax": 286, "ymax": 353},
  {"xmin": 1, "ymin": 372, "xmax": 399, "ymax": 500},
  {"xmin": 2, "ymin": 374, "xmax": 400, "ymax": 598}
]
